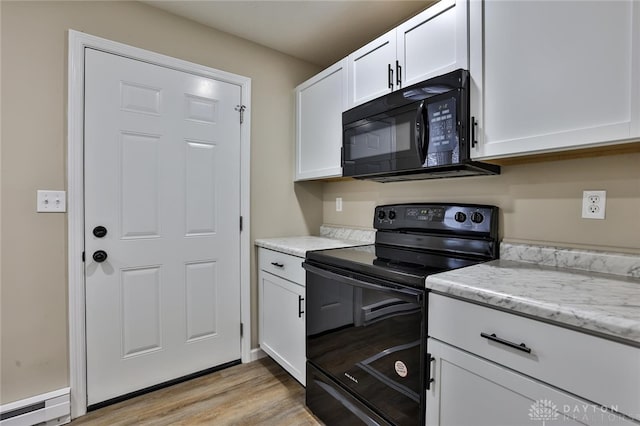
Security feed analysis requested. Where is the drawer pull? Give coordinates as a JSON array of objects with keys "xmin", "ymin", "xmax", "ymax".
[
  {"xmin": 480, "ymin": 332, "xmax": 532, "ymax": 354},
  {"xmin": 270, "ymin": 262, "xmax": 284, "ymax": 268},
  {"xmin": 298, "ymin": 295, "xmax": 305, "ymax": 318}
]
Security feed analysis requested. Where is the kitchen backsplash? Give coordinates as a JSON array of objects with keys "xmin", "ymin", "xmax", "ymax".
[
  {"xmin": 501, "ymin": 242, "xmax": 640, "ymax": 278},
  {"xmin": 320, "ymin": 225, "xmax": 375, "ymax": 244}
]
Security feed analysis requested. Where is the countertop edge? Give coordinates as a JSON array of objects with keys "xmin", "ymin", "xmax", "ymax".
[{"xmin": 426, "ymin": 265, "xmax": 640, "ymax": 347}]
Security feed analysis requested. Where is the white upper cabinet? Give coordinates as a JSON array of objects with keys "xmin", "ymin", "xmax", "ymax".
[
  {"xmin": 397, "ymin": 0, "xmax": 468, "ymax": 88},
  {"xmin": 469, "ymin": 0, "xmax": 640, "ymax": 160},
  {"xmin": 347, "ymin": 0, "xmax": 468, "ymax": 109},
  {"xmin": 294, "ymin": 58, "xmax": 347, "ymax": 181},
  {"xmin": 347, "ymin": 29, "xmax": 397, "ymax": 108}
]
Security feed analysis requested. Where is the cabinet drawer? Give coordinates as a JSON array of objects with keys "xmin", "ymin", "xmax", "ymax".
[
  {"xmin": 428, "ymin": 293, "xmax": 640, "ymax": 420},
  {"xmin": 258, "ymin": 248, "xmax": 305, "ymax": 284}
]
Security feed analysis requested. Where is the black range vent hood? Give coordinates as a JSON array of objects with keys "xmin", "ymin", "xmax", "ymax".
[{"xmin": 342, "ymin": 69, "xmax": 500, "ymax": 182}]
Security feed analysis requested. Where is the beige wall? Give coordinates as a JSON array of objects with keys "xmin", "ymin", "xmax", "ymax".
[
  {"xmin": 324, "ymin": 153, "xmax": 640, "ymax": 254},
  {"xmin": 0, "ymin": 1, "xmax": 322, "ymax": 404}
]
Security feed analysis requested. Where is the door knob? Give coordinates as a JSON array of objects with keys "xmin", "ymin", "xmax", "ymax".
[
  {"xmin": 93, "ymin": 250, "xmax": 108, "ymax": 263},
  {"xmin": 93, "ymin": 226, "xmax": 107, "ymax": 238}
]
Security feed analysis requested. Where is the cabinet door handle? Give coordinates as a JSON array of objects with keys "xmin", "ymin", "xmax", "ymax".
[
  {"xmin": 298, "ymin": 295, "xmax": 305, "ymax": 318},
  {"xmin": 388, "ymin": 64, "xmax": 394, "ymax": 90},
  {"xmin": 425, "ymin": 353, "xmax": 435, "ymax": 390},
  {"xmin": 480, "ymin": 332, "xmax": 532, "ymax": 354},
  {"xmin": 396, "ymin": 60, "xmax": 402, "ymax": 86},
  {"xmin": 270, "ymin": 262, "xmax": 284, "ymax": 268},
  {"xmin": 471, "ymin": 116, "xmax": 478, "ymax": 148}
]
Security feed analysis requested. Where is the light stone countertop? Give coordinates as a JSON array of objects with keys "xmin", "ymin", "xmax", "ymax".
[
  {"xmin": 254, "ymin": 236, "xmax": 369, "ymax": 258},
  {"xmin": 426, "ymin": 258, "xmax": 640, "ymax": 346}
]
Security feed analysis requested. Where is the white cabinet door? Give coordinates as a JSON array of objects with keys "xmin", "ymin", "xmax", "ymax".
[
  {"xmin": 470, "ymin": 0, "xmax": 640, "ymax": 160},
  {"xmin": 397, "ymin": 0, "xmax": 468, "ymax": 87},
  {"xmin": 426, "ymin": 339, "xmax": 638, "ymax": 426},
  {"xmin": 347, "ymin": 29, "xmax": 397, "ymax": 108},
  {"xmin": 259, "ymin": 270, "xmax": 306, "ymax": 386},
  {"xmin": 295, "ymin": 59, "xmax": 347, "ymax": 181}
]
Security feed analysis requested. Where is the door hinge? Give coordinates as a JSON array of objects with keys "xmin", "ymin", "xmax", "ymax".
[
  {"xmin": 240, "ymin": 216, "xmax": 243, "ymax": 232},
  {"xmin": 82, "ymin": 251, "xmax": 85, "ymax": 262},
  {"xmin": 240, "ymin": 323, "xmax": 244, "ymax": 337},
  {"xmin": 235, "ymin": 105, "xmax": 246, "ymax": 124}
]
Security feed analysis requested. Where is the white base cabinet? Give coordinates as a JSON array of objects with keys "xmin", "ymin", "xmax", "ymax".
[
  {"xmin": 426, "ymin": 338, "xmax": 638, "ymax": 426},
  {"xmin": 258, "ymin": 248, "xmax": 306, "ymax": 386},
  {"xmin": 470, "ymin": 0, "xmax": 640, "ymax": 159},
  {"xmin": 427, "ymin": 293, "xmax": 640, "ymax": 425}
]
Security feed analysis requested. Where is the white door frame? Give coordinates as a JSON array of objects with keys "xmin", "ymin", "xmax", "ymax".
[{"xmin": 67, "ymin": 30, "xmax": 252, "ymax": 418}]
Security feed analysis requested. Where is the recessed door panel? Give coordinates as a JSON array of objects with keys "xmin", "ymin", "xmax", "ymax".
[
  {"xmin": 120, "ymin": 131, "xmax": 160, "ymax": 239},
  {"xmin": 121, "ymin": 267, "xmax": 162, "ymax": 357},
  {"xmin": 185, "ymin": 141, "xmax": 217, "ymax": 236},
  {"xmin": 185, "ymin": 261, "xmax": 218, "ymax": 341}
]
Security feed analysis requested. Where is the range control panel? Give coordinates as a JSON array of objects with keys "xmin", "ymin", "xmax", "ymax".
[{"xmin": 374, "ymin": 203, "xmax": 497, "ymax": 234}]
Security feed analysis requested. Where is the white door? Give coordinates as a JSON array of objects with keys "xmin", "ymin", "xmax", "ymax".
[{"xmin": 84, "ymin": 48, "xmax": 242, "ymax": 405}]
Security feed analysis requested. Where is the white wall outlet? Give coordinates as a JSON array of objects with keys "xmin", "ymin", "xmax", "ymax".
[
  {"xmin": 336, "ymin": 197, "xmax": 343, "ymax": 212},
  {"xmin": 37, "ymin": 190, "xmax": 66, "ymax": 212},
  {"xmin": 581, "ymin": 190, "xmax": 606, "ymax": 219}
]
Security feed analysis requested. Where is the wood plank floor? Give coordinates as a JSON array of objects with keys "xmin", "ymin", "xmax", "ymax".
[{"xmin": 71, "ymin": 357, "xmax": 323, "ymax": 425}]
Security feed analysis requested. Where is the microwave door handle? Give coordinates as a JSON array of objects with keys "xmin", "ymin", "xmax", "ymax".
[{"xmin": 416, "ymin": 101, "xmax": 427, "ymax": 165}]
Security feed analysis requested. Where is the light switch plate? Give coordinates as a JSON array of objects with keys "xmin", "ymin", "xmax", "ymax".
[{"xmin": 37, "ymin": 190, "xmax": 66, "ymax": 212}]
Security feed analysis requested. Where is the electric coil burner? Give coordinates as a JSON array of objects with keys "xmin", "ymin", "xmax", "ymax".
[{"xmin": 303, "ymin": 203, "xmax": 499, "ymax": 426}]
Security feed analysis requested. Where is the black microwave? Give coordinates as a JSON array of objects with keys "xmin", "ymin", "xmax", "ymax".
[{"xmin": 342, "ymin": 69, "xmax": 499, "ymax": 182}]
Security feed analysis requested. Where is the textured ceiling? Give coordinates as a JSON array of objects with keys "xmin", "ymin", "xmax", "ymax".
[{"xmin": 143, "ymin": 1, "xmax": 433, "ymax": 67}]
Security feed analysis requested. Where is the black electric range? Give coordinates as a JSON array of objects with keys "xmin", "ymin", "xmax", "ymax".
[{"xmin": 303, "ymin": 203, "xmax": 499, "ymax": 426}]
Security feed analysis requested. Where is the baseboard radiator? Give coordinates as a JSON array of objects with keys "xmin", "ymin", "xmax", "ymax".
[{"xmin": 0, "ymin": 388, "xmax": 70, "ymax": 426}]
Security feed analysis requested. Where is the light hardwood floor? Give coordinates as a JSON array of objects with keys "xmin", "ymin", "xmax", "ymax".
[{"xmin": 71, "ymin": 357, "xmax": 322, "ymax": 425}]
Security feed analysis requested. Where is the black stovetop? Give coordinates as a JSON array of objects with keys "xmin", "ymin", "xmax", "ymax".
[
  {"xmin": 306, "ymin": 244, "xmax": 483, "ymax": 288},
  {"xmin": 306, "ymin": 203, "xmax": 500, "ymax": 288}
]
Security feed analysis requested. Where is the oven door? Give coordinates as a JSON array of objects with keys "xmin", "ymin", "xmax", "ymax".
[{"xmin": 304, "ymin": 261, "xmax": 426, "ymax": 426}]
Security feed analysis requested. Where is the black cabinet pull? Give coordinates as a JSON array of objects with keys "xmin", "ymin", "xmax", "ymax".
[
  {"xmin": 481, "ymin": 332, "xmax": 532, "ymax": 354},
  {"xmin": 396, "ymin": 60, "xmax": 402, "ymax": 86},
  {"xmin": 471, "ymin": 116, "xmax": 478, "ymax": 148},
  {"xmin": 425, "ymin": 353, "xmax": 435, "ymax": 390},
  {"xmin": 388, "ymin": 64, "xmax": 394, "ymax": 90},
  {"xmin": 298, "ymin": 295, "xmax": 305, "ymax": 318},
  {"xmin": 270, "ymin": 262, "xmax": 284, "ymax": 268}
]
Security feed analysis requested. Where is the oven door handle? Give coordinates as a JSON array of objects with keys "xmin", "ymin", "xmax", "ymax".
[{"xmin": 303, "ymin": 262, "xmax": 423, "ymax": 299}]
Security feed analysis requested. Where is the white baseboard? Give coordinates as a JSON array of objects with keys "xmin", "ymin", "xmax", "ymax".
[
  {"xmin": 0, "ymin": 388, "xmax": 70, "ymax": 426},
  {"xmin": 249, "ymin": 348, "xmax": 267, "ymax": 362}
]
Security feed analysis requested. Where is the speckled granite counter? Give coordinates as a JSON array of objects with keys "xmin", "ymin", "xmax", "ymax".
[
  {"xmin": 255, "ymin": 225, "xmax": 374, "ymax": 258},
  {"xmin": 426, "ymin": 247, "xmax": 640, "ymax": 346},
  {"xmin": 255, "ymin": 236, "xmax": 368, "ymax": 258}
]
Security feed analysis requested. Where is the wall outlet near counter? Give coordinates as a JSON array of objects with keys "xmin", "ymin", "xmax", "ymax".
[
  {"xmin": 336, "ymin": 197, "xmax": 343, "ymax": 212},
  {"xmin": 581, "ymin": 190, "xmax": 606, "ymax": 219}
]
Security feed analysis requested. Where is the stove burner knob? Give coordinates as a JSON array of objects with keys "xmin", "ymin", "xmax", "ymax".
[
  {"xmin": 388, "ymin": 211, "xmax": 396, "ymax": 220},
  {"xmin": 378, "ymin": 210, "xmax": 386, "ymax": 220},
  {"xmin": 471, "ymin": 212, "xmax": 484, "ymax": 223},
  {"xmin": 454, "ymin": 212, "xmax": 467, "ymax": 223}
]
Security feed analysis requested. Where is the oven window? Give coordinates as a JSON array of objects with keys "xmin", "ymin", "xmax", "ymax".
[{"xmin": 306, "ymin": 268, "xmax": 425, "ymax": 426}]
